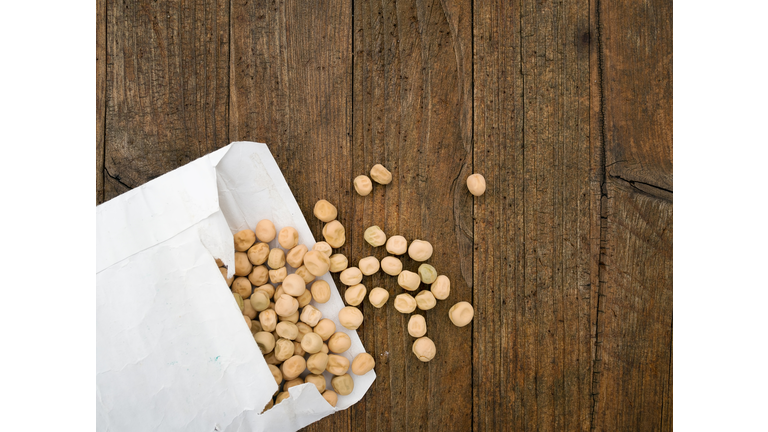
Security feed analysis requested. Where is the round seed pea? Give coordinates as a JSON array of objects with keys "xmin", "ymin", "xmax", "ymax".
[
  {"xmin": 431, "ymin": 275, "xmax": 451, "ymax": 300},
  {"xmin": 394, "ymin": 293, "xmax": 417, "ymax": 314}
]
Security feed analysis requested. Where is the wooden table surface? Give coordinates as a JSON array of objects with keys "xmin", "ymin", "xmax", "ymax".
[{"xmin": 96, "ymin": 0, "xmax": 672, "ymax": 430}]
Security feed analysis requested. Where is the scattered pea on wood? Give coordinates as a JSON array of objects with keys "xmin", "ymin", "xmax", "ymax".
[
  {"xmin": 408, "ymin": 315, "xmax": 427, "ymax": 337},
  {"xmin": 412, "ymin": 336, "xmax": 436, "ymax": 362},
  {"xmin": 397, "ymin": 270, "xmax": 421, "ymax": 291},
  {"xmin": 385, "ymin": 235, "xmax": 408, "ymax": 255},
  {"xmin": 431, "ymin": 275, "xmax": 451, "ymax": 300},
  {"xmin": 329, "ymin": 253, "xmax": 349, "ymax": 272},
  {"xmin": 354, "ymin": 175, "xmax": 373, "ymax": 196},
  {"xmin": 344, "ymin": 284, "xmax": 367, "ymax": 306},
  {"xmin": 368, "ymin": 287, "xmax": 390, "ymax": 308},
  {"xmin": 394, "ymin": 293, "xmax": 417, "ymax": 314},
  {"xmin": 314, "ymin": 199, "xmax": 338, "ymax": 222},
  {"xmin": 340, "ymin": 267, "xmax": 363, "ymax": 286},
  {"xmin": 408, "ymin": 240, "xmax": 433, "ymax": 262},
  {"xmin": 415, "ymin": 290, "xmax": 437, "ymax": 311},
  {"xmin": 369, "ymin": 164, "xmax": 392, "ymax": 185},
  {"xmin": 363, "ymin": 226, "xmax": 387, "ymax": 247},
  {"xmin": 418, "ymin": 264, "xmax": 437, "ymax": 284},
  {"xmin": 467, "ymin": 173, "xmax": 487, "ymax": 196},
  {"xmin": 338, "ymin": 306, "xmax": 364, "ymax": 329},
  {"xmin": 380, "ymin": 256, "xmax": 403, "ymax": 276},
  {"xmin": 449, "ymin": 301, "xmax": 475, "ymax": 327},
  {"xmin": 322, "ymin": 220, "xmax": 346, "ymax": 248}
]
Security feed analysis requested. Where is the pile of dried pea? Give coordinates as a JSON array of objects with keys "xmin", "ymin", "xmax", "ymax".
[
  {"xmin": 219, "ymin": 163, "xmax": 481, "ymax": 411},
  {"xmin": 219, "ymin": 215, "xmax": 375, "ymax": 413}
]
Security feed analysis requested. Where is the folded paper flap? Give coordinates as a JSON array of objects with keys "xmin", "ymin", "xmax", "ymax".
[
  {"xmin": 96, "ymin": 146, "xmax": 230, "ymax": 273},
  {"xmin": 96, "ymin": 142, "xmax": 375, "ymax": 432}
]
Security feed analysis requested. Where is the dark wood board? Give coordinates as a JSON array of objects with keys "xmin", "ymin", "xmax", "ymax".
[{"xmin": 98, "ymin": 0, "xmax": 672, "ymax": 430}]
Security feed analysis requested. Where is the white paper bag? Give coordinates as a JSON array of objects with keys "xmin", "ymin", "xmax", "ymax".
[{"xmin": 96, "ymin": 142, "xmax": 375, "ymax": 432}]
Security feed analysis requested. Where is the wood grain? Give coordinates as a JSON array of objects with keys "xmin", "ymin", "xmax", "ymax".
[
  {"xmin": 473, "ymin": 0, "xmax": 599, "ymax": 430},
  {"xmin": 591, "ymin": 0, "xmax": 673, "ymax": 430},
  {"xmin": 348, "ymin": 0, "xmax": 473, "ymax": 430},
  {"xmin": 97, "ymin": 0, "xmax": 106, "ymax": 204},
  {"xmin": 103, "ymin": 0, "xmax": 230, "ymax": 202}
]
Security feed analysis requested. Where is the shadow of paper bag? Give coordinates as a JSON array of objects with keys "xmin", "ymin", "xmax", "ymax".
[{"xmin": 96, "ymin": 142, "xmax": 375, "ymax": 432}]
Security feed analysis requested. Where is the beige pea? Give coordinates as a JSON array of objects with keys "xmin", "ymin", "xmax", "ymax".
[
  {"xmin": 276, "ymin": 321, "xmax": 299, "ymax": 340},
  {"xmin": 255, "ymin": 284, "xmax": 275, "ymax": 300},
  {"xmin": 243, "ymin": 297, "xmax": 257, "ymax": 319},
  {"xmin": 431, "ymin": 275, "xmax": 451, "ymax": 300},
  {"xmin": 303, "ymin": 250, "xmax": 330, "ymax": 276},
  {"xmin": 326, "ymin": 354, "xmax": 350, "ymax": 376},
  {"xmin": 385, "ymin": 235, "xmax": 408, "ymax": 255},
  {"xmin": 331, "ymin": 374, "xmax": 355, "ymax": 396},
  {"xmin": 293, "ymin": 341, "xmax": 305, "ymax": 356},
  {"xmin": 351, "ymin": 353, "xmax": 376, "ymax": 375},
  {"xmin": 354, "ymin": 175, "xmax": 373, "ymax": 196},
  {"xmin": 312, "ymin": 241, "xmax": 333, "ymax": 257},
  {"xmin": 363, "ymin": 226, "xmax": 387, "ymax": 247},
  {"xmin": 234, "ymin": 252, "xmax": 253, "ymax": 276},
  {"xmin": 313, "ymin": 199, "xmax": 338, "ymax": 222},
  {"xmin": 278, "ymin": 227, "xmax": 299, "ymax": 249},
  {"xmin": 300, "ymin": 304, "xmax": 323, "ymax": 327},
  {"xmin": 268, "ymin": 248, "xmax": 286, "ymax": 269},
  {"xmin": 269, "ymin": 267, "xmax": 287, "ymax": 284},
  {"xmin": 279, "ymin": 309, "xmax": 299, "ymax": 324},
  {"xmin": 369, "ymin": 164, "xmax": 392, "ymax": 185},
  {"xmin": 274, "ymin": 338, "xmax": 295, "ymax": 361},
  {"xmin": 284, "ymin": 377, "xmax": 304, "ymax": 391},
  {"xmin": 263, "ymin": 351, "xmax": 280, "ymax": 365},
  {"xmin": 297, "ymin": 289, "xmax": 313, "ymax": 308},
  {"xmin": 358, "ymin": 256, "xmax": 380, "ymax": 276},
  {"xmin": 295, "ymin": 322, "xmax": 313, "ymax": 343},
  {"xmin": 220, "ymin": 267, "xmax": 234, "ymax": 287},
  {"xmin": 449, "ymin": 301, "xmax": 475, "ymax": 327},
  {"xmin": 329, "ymin": 254, "xmax": 349, "ymax": 272},
  {"xmin": 215, "ymin": 258, "xmax": 225, "ymax": 267},
  {"xmin": 285, "ymin": 244, "xmax": 308, "ymax": 268},
  {"xmin": 314, "ymin": 319, "xmax": 336, "ymax": 341},
  {"xmin": 294, "ymin": 265, "xmax": 316, "ymax": 284},
  {"xmin": 244, "ymin": 315, "xmax": 253, "ymax": 330},
  {"xmin": 397, "ymin": 270, "xmax": 421, "ymax": 291},
  {"xmin": 282, "ymin": 274, "xmax": 306, "ymax": 297},
  {"xmin": 273, "ymin": 285, "xmax": 285, "ymax": 302},
  {"xmin": 269, "ymin": 364, "xmax": 283, "ymax": 386},
  {"xmin": 407, "ymin": 240, "xmax": 433, "ymax": 262},
  {"xmin": 338, "ymin": 306, "xmax": 364, "ymax": 330},
  {"xmin": 467, "ymin": 173, "xmax": 487, "ymax": 196},
  {"xmin": 412, "ymin": 336, "xmax": 436, "ymax": 362},
  {"xmin": 321, "ymin": 343, "xmax": 329, "ymax": 354},
  {"xmin": 322, "ymin": 220, "xmax": 346, "ymax": 248},
  {"xmin": 255, "ymin": 219, "xmax": 276, "ymax": 242},
  {"xmin": 408, "ymin": 315, "xmax": 427, "ymax": 337},
  {"xmin": 275, "ymin": 294, "xmax": 299, "ymax": 317},
  {"xmin": 306, "ymin": 352, "xmax": 329, "ymax": 374},
  {"xmin": 254, "ymin": 332, "xmax": 275, "ymax": 354},
  {"xmin": 415, "ymin": 290, "xmax": 437, "ymax": 311},
  {"xmin": 394, "ymin": 293, "xmax": 417, "ymax": 314},
  {"xmin": 232, "ymin": 292, "xmax": 244, "ymax": 312},
  {"xmin": 280, "ymin": 355, "xmax": 307, "ymax": 380},
  {"xmin": 305, "ymin": 374, "xmax": 327, "ymax": 394},
  {"xmin": 259, "ymin": 309, "xmax": 277, "ymax": 332},
  {"xmin": 322, "ymin": 390, "xmax": 338, "ymax": 407},
  {"xmin": 234, "ymin": 229, "xmax": 257, "ymax": 252},
  {"xmin": 328, "ymin": 332, "xmax": 352, "ymax": 354},
  {"xmin": 301, "ymin": 332, "xmax": 324, "ymax": 354},
  {"xmin": 232, "ymin": 277, "xmax": 252, "ymax": 299},
  {"xmin": 344, "ymin": 284, "xmax": 367, "ymax": 306},
  {"xmin": 368, "ymin": 287, "xmax": 389, "ymax": 308},
  {"xmin": 247, "ymin": 242, "xmax": 270, "ymax": 265},
  {"xmin": 340, "ymin": 267, "xmax": 363, "ymax": 286},
  {"xmin": 418, "ymin": 264, "xmax": 437, "ymax": 284},
  {"xmin": 310, "ymin": 280, "xmax": 331, "ymax": 304},
  {"xmin": 248, "ymin": 265, "xmax": 269, "ymax": 286},
  {"xmin": 380, "ymin": 256, "xmax": 402, "ymax": 276},
  {"xmin": 275, "ymin": 392, "xmax": 290, "ymax": 405}
]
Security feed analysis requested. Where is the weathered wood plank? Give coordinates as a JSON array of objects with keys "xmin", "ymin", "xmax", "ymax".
[
  {"xmin": 104, "ymin": 0, "xmax": 230, "ymax": 202},
  {"xmin": 230, "ymin": 1, "xmax": 353, "ymax": 428},
  {"xmin": 348, "ymin": 0, "xmax": 474, "ymax": 430},
  {"xmin": 591, "ymin": 0, "xmax": 673, "ymax": 430},
  {"xmin": 97, "ymin": 0, "xmax": 106, "ymax": 204},
  {"xmin": 601, "ymin": 0, "xmax": 673, "ymax": 191},
  {"xmin": 593, "ymin": 180, "xmax": 672, "ymax": 431},
  {"xmin": 473, "ymin": 0, "xmax": 598, "ymax": 430}
]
